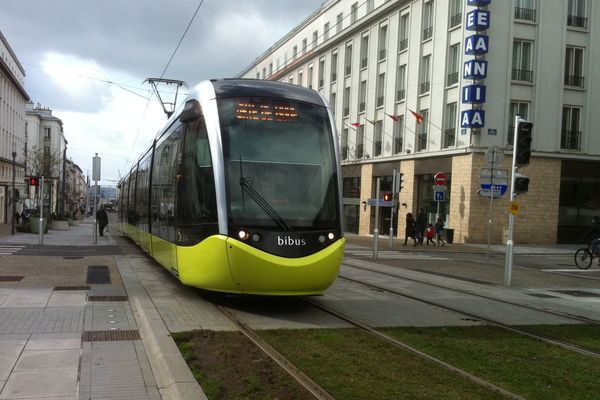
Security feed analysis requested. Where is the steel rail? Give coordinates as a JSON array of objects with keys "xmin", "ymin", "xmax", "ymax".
[
  {"xmin": 217, "ymin": 305, "xmax": 336, "ymax": 400},
  {"xmin": 302, "ymin": 298, "xmax": 526, "ymax": 400}
]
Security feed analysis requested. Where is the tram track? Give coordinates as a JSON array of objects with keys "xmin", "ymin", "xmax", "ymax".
[{"xmin": 340, "ymin": 261, "xmax": 600, "ymax": 359}]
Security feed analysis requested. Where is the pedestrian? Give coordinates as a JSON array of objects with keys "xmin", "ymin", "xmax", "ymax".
[
  {"xmin": 15, "ymin": 211, "xmax": 21, "ymax": 225},
  {"xmin": 581, "ymin": 216, "xmax": 600, "ymax": 263},
  {"xmin": 403, "ymin": 213, "xmax": 417, "ymax": 247},
  {"xmin": 96, "ymin": 205, "xmax": 109, "ymax": 237},
  {"xmin": 426, "ymin": 223, "xmax": 436, "ymax": 246},
  {"xmin": 416, "ymin": 208, "xmax": 427, "ymax": 245},
  {"xmin": 435, "ymin": 217, "xmax": 446, "ymax": 246}
]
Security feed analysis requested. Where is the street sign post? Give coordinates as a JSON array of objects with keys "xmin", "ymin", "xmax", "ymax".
[{"xmin": 434, "ymin": 172, "xmax": 447, "ymax": 186}]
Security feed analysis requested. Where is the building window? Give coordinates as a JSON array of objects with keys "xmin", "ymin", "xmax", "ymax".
[
  {"xmin": 359, "ymin": 80, "xmax": 367, "ymax": 112},
  {"xmin": 376, "ymin": 73, "xmax": 385, "ymax": 108},
  {"xmin": 392, "ymin": 115, "xmax": 404, "ymax": 154},
  {"xmin": 344, "ymin": 42, "xmax": 353, "ymax": 76},
  {"xmin": 44, "ymin": 127, "xmax": 51, "ymax": 139},
  {"xmin": 447, "ymin": 44, "xmax": 460, "ymax": 86},
  {"xmin": 262, "ymin": 68, "xmax": 266, "ymax": 79},
  {"xmin": 422, "ymin": 1, "xmax": 434, "ymax": 41},
  {"xmin": 329, "ymin": 92, "xmax": 336, "ymax": 115},
  {"xmin": 444, "ymin": 103, "xmax": 457, "ymax": 148},
  {"xmin": 360, "ymin": 34, "xmax": 369, "ymax": 69},
  {"xmin": 567, "ymin": 0, "xmax": 587, "ymax": 29},
  {"xmin": 331, "ymin": 51, "xmax": 338, "ymax": 83},
  {"xmin": 565, "ymin": 47, "xmax": 585, "ymax": 88},
  {"xmin": 351, "ymin": 2, "xmax": 358, "ymax": 23},
  {"xmin": 336, "ymin": 13, "xmax": 343, "ymax": 33},
  {"xmin": 292, "ymin": 45, "xmax": 298, "ymax": 60},
  {"xmin": 396, "ymin": 64, "xmax": 406, "ymax": 101},
  {"xmin": 420, "ymin": 55, "xmax": 431, "ymax": 94},
  {"xmin": 312, "ymin": 30, "xmax": 318, "ymax": 49},
  {"xmin": 302, "ymin": 38, "xmax": 307, "ymax": 54},
  {"xmin": 512, "ymin": 40, "xmax": 533, "ymax": 82},
  {"xmin": 417, "ymin": 110, "xmax": 429, "ymax": 151},
  {"xmin": 367, "ymin": 0, "xmax": 374, "ymax": 13},
  {"xmin": 318, "ymin": 58, "xmax": 325, "ymax": 89},
  {"xmin": 324, "ymin": 22, "xmax": 330, "ymax": 41},
  {"xmin": 398, "ymin": 13, "xmax": 409, "ymax": 52},
  {"xmin": 508, "ymin": 101, "xmax": 529, "ymax": 144},
  {"xmin": 269, "ymin": 63, "xmax": 273, "ymax": 75},
  {"xmin": 373, "ymin": 120, "xmax": 383, "ymax": 156},
  {"xmin": 341, "ymin": 127, "xmax": 349, "ymax": 160},
  {"xmin": 449, "ymin": 0, "xmax": 462, "ymax": 28},
  {"xmin": 343, "ymin": 86, "xmax": 351, "ymax": 117},
  {"xmin": 561, "ymin": 106, "xmax": 582, "ymax": 150},
  {"xmin": 515, "ymin": 0, "xmax": 536, "ymax": 22},
  {"xmin": 298, "ymin": 70, "xmax": 303, "ymax": 86},
  {"xmin": 356, "ymin": 125, "xmax": 365, "ymax": 158},
  {"xmin": 308, "ymin": 64, "xmax": 313, "ymax": 89},
  {"xmin": 289, "ymin": 75, "xmax": 294, "ymax": 85},
  {"xmin": 378, "ymin": 23, "xmax": 388, "ymax": 61}
]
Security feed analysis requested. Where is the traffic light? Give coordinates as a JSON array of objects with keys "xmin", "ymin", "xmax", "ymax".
[
  {"xmin": 514, "ymin": 173, "xmax": 529, "ymax": 195},
  {"xmin": 398, "ymin": 173, "xmax": 404, "ymax": 192},
  {"xmin": 29, "ymin": 177, "xmax": 39, "ymax": 187},
  {"xmin": 383, "ymin": 192, "xmax": 393, "ymax": 201},
  {"xmin": 515, "ymin": 121, "xmax": 532, "ymax": 167}
]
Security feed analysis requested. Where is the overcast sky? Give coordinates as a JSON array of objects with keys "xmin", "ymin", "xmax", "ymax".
[{"xmin": 1, "ymin": 0, "xmax": 324, "ymax": 185}]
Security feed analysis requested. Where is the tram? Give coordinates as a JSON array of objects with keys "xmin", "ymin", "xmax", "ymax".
[{"xmin": 118, "ymin": 79, "xmax": 345, "ymax": 295}]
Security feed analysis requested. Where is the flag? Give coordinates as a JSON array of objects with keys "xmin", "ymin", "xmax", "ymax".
[
  {"xmin": 385, "ymin": 112, "xmax": 400, "ymax": 122},
  {"xmin": 409, "ymin": 109, "xmax": 424, "ymax": 124},
  {"xmin": 350, "ymin": 121, "xmax": 362, "ymax": 128}
]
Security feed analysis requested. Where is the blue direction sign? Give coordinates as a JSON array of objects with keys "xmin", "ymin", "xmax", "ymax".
[
  {"xmin": 434, "ymin": 191, "xmax": 445, "ymax": 202},
  {"xmin": 478, "ymin": 184, "xmax": 508, "ymax": 198}
]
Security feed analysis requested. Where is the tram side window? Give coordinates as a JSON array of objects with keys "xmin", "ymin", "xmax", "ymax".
[
  {"xmin": 136, "ymin": 153, "xmax": 152, "ymax": 231},
  {"xmin": 127, "ymin": 170, "xmax": 138, "ymax": 225},
  {"xmin": 151, "ymin": 124, "xmax": 181, "ymax": 242},
  {"xmin": 176, "ymin": 116, "xmax": 218, "ymax": 245},
  {"xmin": 119, "ymin": 180, "xmax": 129, "ymax": 223}
]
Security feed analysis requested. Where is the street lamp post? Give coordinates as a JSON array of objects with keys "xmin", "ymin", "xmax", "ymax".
[{"xmin": 11, "ymin": 142, "xmax": 17, "ymax": 235}]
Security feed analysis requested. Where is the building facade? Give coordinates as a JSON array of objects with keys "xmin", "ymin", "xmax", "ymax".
[
  {"xmin": 238, "ymin": 0, "xmax": 600, "ymax": 244},
  {"xmin": 25, "ymin": 102, "xmax": 67, "ymax": 217},
  {"xmin": 0, "ymin": 30, "xmax": 29, "ymax": 224},
  {"xmin": 65, "ymin": 158, "xmax": 88, "ymax": 217}
]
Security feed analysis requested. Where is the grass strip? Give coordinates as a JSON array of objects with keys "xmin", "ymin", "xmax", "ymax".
[
  {"xmin": 382, "ymin": 325, "xmax": 600, "ymax": 400},
  {"xmin": 521, "ymin": 323, "xmax": 600, "ymax": 353}
]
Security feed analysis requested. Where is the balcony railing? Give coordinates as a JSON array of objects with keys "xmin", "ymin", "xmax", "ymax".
[
  {"xmin": 561, "ymin": 130, "xmax": 582, "ymax": 151},
  {"xmin": 396, "ymin": 89, "xmax": 406, "ymax": 102},
  {"xmin": 450, "ymin": 12, "xmax": 462, "ymax": 28},
  {"xmin": 355, "ymin": 144, "xmax": 364, "ymax": 159},
  {"xmin": 399, "ymin": 38, "xmax": 408, "ymax": 51},
  {"xmin": 514, "ymin": 7, "xmax": 536, "ymax": 22},
  {"xmin": 420, "ymin": 81, "xmax": 430, "ymax": 94},
  {"xmin": 564, "ymin": 74, "xmax": 585, "ymax": 88},
  {"xmin": 568, "ymin": 15, "xmax": 587, "ymax": 29},
  {"xmin": 393, "ymin": 138, "xmax": 403, "ymax": 154},
  {"xmin": 444, "ymin": 128, "xmax": 456, "ymax": 148},
  {"xmin": 511, "ymin": 69, "xmax": 533, "ymax": 82},
  {"xmin": 422, "ymin": 27, "xmax": 433, "ymax": 41},
  {"xmin": 447, "ymin": 72, "xmax": 459, "ymax": 86},
  {"xmin": 373, "ymin": 140, "xmax": 382, "ymax": 156}
]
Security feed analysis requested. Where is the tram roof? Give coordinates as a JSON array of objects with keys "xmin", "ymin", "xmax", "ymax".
[{"xmin": 208, "ymin": 79, "xmax": 326, "ymax": 107}]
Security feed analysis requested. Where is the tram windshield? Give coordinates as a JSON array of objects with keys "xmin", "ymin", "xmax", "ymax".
[{"xmin": 219, "ymin": 97, "xmax": 339, "ymax": 230}]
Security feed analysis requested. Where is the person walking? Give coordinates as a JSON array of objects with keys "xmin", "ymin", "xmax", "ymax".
[
  {"xmin": 425, "ymin": 223, "xmax": 436, "ymax": 246},
  {"xmin": 96, "ymin": 205, "xmax": 109, "ymax": 237},
  {"xmin": 403, "ymin": 213, "xmax": 417, "ymax": 247},
  {"xmin": 416, "ymin": 208, "xmax": 427, "ymax": 245},
  {"xmin": 435, "ymin": 217, "xmax": 446, "ymax": 246}
]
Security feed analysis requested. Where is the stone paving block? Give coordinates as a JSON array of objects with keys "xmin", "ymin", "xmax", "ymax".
[
  {"xmin": 0, "ymin": 357, "xmax": 17, "ymax": 382},
  {"xmin": 47, "ymin": 290, "xmax": 87, "ymax": 307},
  {"xmin": 13, "ymin": 349, "xmax": 80, "ymax": 371},
  {"xmin": 0, "ymin": 369, "xmax": 78, "ymax": 399},
  {"xmin": 1, "ymin": 288, "xmax": 53, "ymax": 308},
  {"xmin": 0, "ymin": 335, "xmax": 28, "ymax": 356},
  {"xmin": 25, "ymin": 332, "xmax": 81, "ymax": 351}
]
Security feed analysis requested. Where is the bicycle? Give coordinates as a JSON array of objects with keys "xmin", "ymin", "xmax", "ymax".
[{"xmin": 574, "ymin": 242, "xmax": 599, "ymax": 269}]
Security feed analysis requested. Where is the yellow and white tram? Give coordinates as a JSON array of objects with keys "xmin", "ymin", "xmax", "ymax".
[{"xmin": 118, "ymin": 79, "xmax": 345, "ymax": 295}]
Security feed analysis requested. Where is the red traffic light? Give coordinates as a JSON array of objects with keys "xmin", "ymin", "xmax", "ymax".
[
  {"xmin": 383, "ymin": 193, "xmax": 393, "ymax": 201},
  {"xmin": 29, "ymin": 177, "xmax": 39, "ymax": 187}
]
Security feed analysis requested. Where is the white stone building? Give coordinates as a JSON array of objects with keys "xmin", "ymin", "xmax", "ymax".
[
  {"xmin": 0, "ymin": 30, "xmax": 29, "ymax": 225},
  {"xmin": 238, "ymin": 0, "xmax": 600, "ymax": 244}
]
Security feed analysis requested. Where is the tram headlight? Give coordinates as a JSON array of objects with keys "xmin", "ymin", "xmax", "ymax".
[
  {"xmin": 327, "ymin": 232, "xmax": 335, "ymax": 240},
  {"xmin": 238, "ymin": 230, "xmax": 249, "ymax": 240},
  {"xmin": 251, "ymin": 233, "xmax": 261, "ymax": 242},
  {"xmin": 318, "ymin": 235, "xmax": 326, "ymax": 243}
]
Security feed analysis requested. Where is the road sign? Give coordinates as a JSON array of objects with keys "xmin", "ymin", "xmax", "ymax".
[
  {"xmin": 478, "ymin": 184, "xmax": 508, "ymax": 198},
  {"xmin": 434, "ymin": 191, "xmax": 445, "ymax": 202},
  {"xmin": 485, "ymin": 146, "xmax": 504, "ymax": 166},
  {"xmin": 434, "ymin": 172, "xmax": 447, "ymax": 186},
  {"xmin": 367, "ymin": 198, "xmax": 394, "ymax": 207},
  {"xmin": 509, "ymin": 201, "xmax": 520, "ymax": 215}
]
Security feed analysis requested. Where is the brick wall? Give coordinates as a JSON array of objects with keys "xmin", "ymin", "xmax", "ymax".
[{"xmin": 358, "ymin": 163, "xmax": 373, "ymax": 236}]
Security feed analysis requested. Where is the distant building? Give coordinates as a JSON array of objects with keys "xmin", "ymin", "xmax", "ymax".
[
  {"xmin": 65, "ymin": 158, "xmax": 87, "ymax": 216},
  {"xmin": 238, "ymin": 0, "xmax": 600, "ymax": 244},
  {"xmin": 25, "ymin": 102, "xmax": 67, "ymax": 216},
  {"xmin": 0, "ymin": 30, "xmax": 29, "ymax": 223}
]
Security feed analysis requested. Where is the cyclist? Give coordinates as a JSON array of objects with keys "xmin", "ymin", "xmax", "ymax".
[{"xmin": 581, "ymin": 216, "xmax": 600, "ymax": 263}]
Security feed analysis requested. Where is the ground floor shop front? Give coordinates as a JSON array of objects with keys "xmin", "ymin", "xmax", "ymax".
[{"xmin": 342, "ymin": 153, "xmax": 600, "ymax": 244}]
